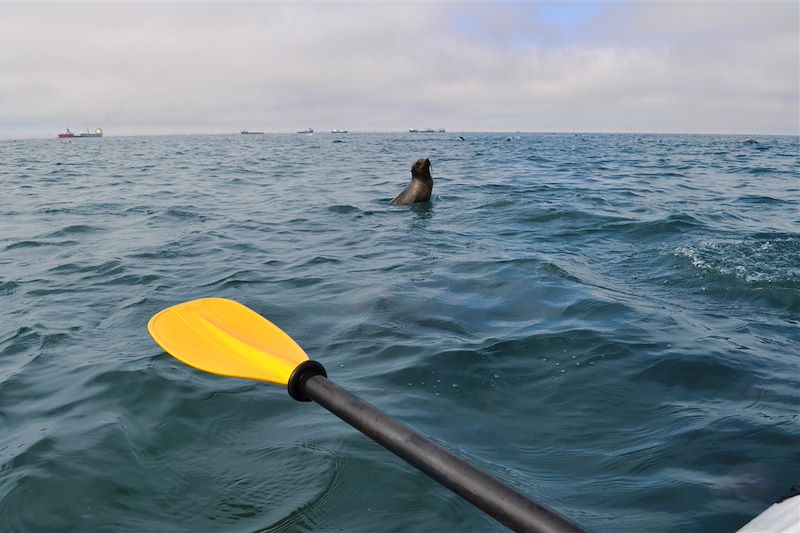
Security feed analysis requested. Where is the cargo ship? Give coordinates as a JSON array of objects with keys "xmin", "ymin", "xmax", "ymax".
[{"xmin": 58, "ymin": 127, "xmax": 103, "ymax": 138}]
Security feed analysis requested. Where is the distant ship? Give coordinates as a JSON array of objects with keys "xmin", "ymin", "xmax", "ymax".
[
  {"xmin": 409, "ymin": 128, "xmax": 445, "ymax": 133},
  {"xmin": 58, "ymin": 127, "xmax": 103, "ymax": 138},
  {"xmin": 240, "ymin": 130, "xmax": 264, "ymax": 135},
  {"xmin": 331, "ymin": 129, "xmax": 348, "ymax": 134},
  {"xmin": 297, "ymin": 128, "xmax": 314, "ymax": 134}
]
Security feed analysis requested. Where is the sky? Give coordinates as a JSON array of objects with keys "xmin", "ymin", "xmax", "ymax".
[{"xmin": 1, "ymin": 1, "xmax": 798, "ymax": 137}]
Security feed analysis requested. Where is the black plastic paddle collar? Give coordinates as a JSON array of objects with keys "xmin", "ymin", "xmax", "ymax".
[{"xmin": 287, "ymin": 360, "xmax": 327, "ymax": 402}]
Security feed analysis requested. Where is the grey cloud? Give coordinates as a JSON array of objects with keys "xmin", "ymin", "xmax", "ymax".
[{"xmin": 1, "ymin": 2, "xmax": 797, "ymax": 137}]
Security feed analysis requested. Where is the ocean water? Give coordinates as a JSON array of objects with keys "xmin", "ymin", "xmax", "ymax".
[{"xmin": 0, "ymin": 132, "xmax": 798, "ymax": 533}]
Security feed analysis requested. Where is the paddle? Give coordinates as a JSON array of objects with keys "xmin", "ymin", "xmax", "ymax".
[{"xmin": 148, "ymin": 297, "xmax": 585, "ymax": 533}]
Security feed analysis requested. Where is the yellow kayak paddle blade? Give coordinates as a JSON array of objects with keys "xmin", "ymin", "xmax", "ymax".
[{"xmin": 147, "ymin": 297, "xmax": 309, "ymax": 386}]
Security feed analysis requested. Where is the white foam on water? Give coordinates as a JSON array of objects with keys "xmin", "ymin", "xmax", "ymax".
[{"xmin": 675, "ymin": 236, "xmax": 800, "ymax": 284}]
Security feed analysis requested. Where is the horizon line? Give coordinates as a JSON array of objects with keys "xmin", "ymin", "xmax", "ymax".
[{"xmin": 3, "ymin": 130, "xmax": 799, "ymax": 142}]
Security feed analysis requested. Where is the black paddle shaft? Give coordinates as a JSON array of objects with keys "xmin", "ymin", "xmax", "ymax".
[{"xmin": 288, "ymin": 361, "xmax": 585, "ymax": 533}]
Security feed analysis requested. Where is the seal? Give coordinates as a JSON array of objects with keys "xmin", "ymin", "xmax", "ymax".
[{"xmin": 391, "ymin": 158, "xmax": 433, "ymax": 205}]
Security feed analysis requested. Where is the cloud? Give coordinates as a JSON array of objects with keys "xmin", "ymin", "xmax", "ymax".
[{"xmin": 0, "ymin": 2, "xmax": 797, "ymax": 137}]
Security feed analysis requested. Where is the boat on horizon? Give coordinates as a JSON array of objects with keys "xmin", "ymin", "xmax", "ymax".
[
  {"xmin": 331, "ymin": 129, "xmax": 348, "ymax": 134},
  {"xmin": 240, "ymin": 130, "xmax": 264, "ymax": 135},
  {"xmin": 58, "ymin": 127, "xmax": 103, "ymax": 139},
  {"xmin": 297, "ymin": 128, "xmax": 314, "ymax": 134}
]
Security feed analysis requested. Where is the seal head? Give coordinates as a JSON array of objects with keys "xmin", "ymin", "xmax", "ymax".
[{"xmin": 391, "ymin": 158, "xmax": 433, "ymax": 205}]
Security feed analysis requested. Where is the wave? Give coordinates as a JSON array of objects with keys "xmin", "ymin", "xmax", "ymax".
[
  {"xmin": 736, "ymin": 195, "xmax": 792, "ymax": 205},
  {"xmin": 46, "ymin": 224, "xmax": 103, "ymax": 237},
  {"xmin": 327, "ymin": 204, "xmax": 361, "ymax": 214},
  {"xmin": 150, "ymin": 207, "xmax": 209, "ymax": 223},
  {"xmin": 516, "ymin": 207, "xmax": 626, "ymax": 226},
  {"xmin": 618, "ymin": 213, "xmax": 706, "ymax": 238},
  {"xmin": 0, "ymin": 281, "xmax": 19, "ymax": 295},
  {"xmin": 1, "ymin": 326, "xmax": 44, "ymax": 360},
  {"xmin": 631, "ymin": 353, "xmax": 750, "ymax": 392},
  {"xmin": 5, "ymin": 240, "xmax": 47, "ymax": 251},
  {"xmin": 675, "ymin": 235, "xmax": 800, "ymax": 286}
]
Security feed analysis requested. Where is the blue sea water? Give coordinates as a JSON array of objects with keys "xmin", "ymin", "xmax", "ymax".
[{"xmin": 0, "ymin": 132, "xmax": 798, "ymax": 532}]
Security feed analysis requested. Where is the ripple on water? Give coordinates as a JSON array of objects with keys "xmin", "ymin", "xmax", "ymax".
[{"xmin": 0, "ymin": 424, "xmax": 340, "ymax": 531}]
